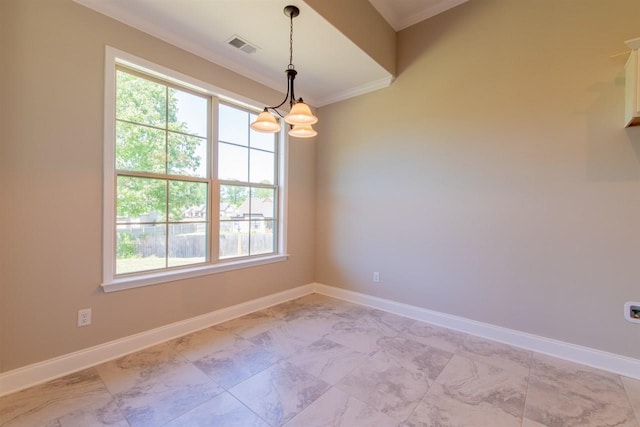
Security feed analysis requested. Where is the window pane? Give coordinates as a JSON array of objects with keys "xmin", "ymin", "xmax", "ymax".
[
  {"xmin": 218, "ymin": 143, "xmax": 248, "ymax": 182},
  {"xmin": 168, "ymin": 132, "xmax": 207, "ymax": 177},
  {"xmin": 168, "ymin": 223, "xmax": 207, "ymax": 267},
  {"xmin": 220, "ymin": 185, "xmax": 249, "ymax": 219},
  {"xmin": 117, "ymin": 176, "xmax": 166, "ymax": 222},
  {"xmin": 250, "ymin": 220, "xmax": 275, "ymax": 255},
  {"xmin": 219, "ymin": 104, "xmax": 248, "ymax": 146},
  {"xmin": 169, "ymin": 181, "xmax": 208, "ymax": 222},
  {"xmin": 219, "ymin": 221, "xmax": 249, "ymax": 259},
  {"xmin": 116, "ymin": 70, "xmax": 166, "ymax": 127},
  {"xmin": 250, "ymin": 118, "xmax": 275, "ymax": 152},
  {"xmin": 249, "ymin": 149, "xmax": 275, "ymax": 184},
  {"xmin": 116, "ymin": 224, "xmax": 166, "ymax": 274},
  {"xmin": 116, "ymin": 121, "xmax": 165, "ymax": 174},
  {"xmin": 168, "ymin": 88, "xmax": 207, "ymax": 137},
  {"xmin": 250, "ymin": 187, "xmax": 275, "ymax": 218}
]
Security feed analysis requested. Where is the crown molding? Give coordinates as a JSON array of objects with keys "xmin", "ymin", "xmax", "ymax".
[
  {"xmin": 315, "ymin": 76, "xmax": 394, "ymax": 107},
  {"xmin": 371, "ymin": 0, "xmax": 469, "ymax": 31}
]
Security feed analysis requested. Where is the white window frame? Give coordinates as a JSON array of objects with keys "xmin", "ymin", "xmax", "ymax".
[{"xmin": 102, "ymin": 46, "xmax": 288, "ymax": 292}]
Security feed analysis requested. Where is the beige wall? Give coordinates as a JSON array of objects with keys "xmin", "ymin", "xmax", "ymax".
[
  {"xmin": 316, "ymin": 0, "xmax": 640, "ymax": 359},
  {"xmin": 0, "ymin": 0, "xmax": 316, "ymax": 373}
]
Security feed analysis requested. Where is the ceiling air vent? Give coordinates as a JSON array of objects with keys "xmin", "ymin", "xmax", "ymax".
[{"xmin": 227, "ymin": 35, "xmax": 258, "ymax": 54}]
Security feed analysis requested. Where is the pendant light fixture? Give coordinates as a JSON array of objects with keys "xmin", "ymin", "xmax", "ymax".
[{"xmin": 250, "ymin": 5, "xmax": 318, "ymax": 138}]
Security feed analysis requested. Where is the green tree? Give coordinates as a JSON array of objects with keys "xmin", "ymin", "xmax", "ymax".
[
  {"xmin": 115, "ymin": 70, "xmax": 206, "ymax": 221},
  {"xmin": 220, "ymin": 185, "xmax": 249, "ymax": 207},
  {"xmin": 253, "ymin": 182, "xmax": 274, "ymax": 200}
]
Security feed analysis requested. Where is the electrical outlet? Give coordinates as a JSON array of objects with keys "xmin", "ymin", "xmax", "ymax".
[
  {"xmin": 77, "ymin": 308, "xmax": 92, "ymax": 327},
  {"xmin": 625, "ymin": 302, "xmax": 640, "ymax": 324},
  {"xmin": 373, "ymin": 272, "xmax": 380, "ymax": 283}
]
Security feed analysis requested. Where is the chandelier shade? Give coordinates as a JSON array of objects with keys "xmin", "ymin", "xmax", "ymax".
[
  {"xmin": 288, "ymin": 124, "xmax": 317, "ymax": 138},
  {"xmin": 251, "ymin": 108, "xmax": 282, "ymax": 133},
  {"xmin": 285, "ymin": 100, "xmax": 318, "ymax": 126},
  {"xmin": 249, "ymin": 5, "xmax": 317, "ymax": 138}
]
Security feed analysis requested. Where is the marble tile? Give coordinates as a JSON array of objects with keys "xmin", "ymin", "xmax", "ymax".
[
  {"xmin": 373, "ymin": 336, "xmax": 452, "ymax": 384},
  {"xmin": 287, "ymin": 338, "xmax": 369, "ymax": 384},
  {"xmin": 279, "ymin": 307, "xmax": 343, "ymax": 327},
  {"xmin": 95, "ymin": 342, "xmax": 187, "ymax": 394},
  {"xmin": 331, "ymin": 303, "xmax": 380, "ymax": 320},
  {"xmin": 250, "ymin": 323, "xmax": 317, "ymax": 358},
  {"xmin": 529, "ymin": 354, "xmax": 631, "ymax": 399},
  {"xmin": 115, "ymin": 370, "xmax": 221, "ymax": 426},
  {"xmin": 521, "ymin": 418, "xmax": 553, "ymax": 427},
  {"xmin": 106, "ymin": 355, "xmax": 223, "ymax": 427},
  {"xmin": 457, "ymin": 335, "xmax": 532, "ymax": 373},
  {"xmin": 284, "ymin": 297, "xmax": 414, "ymax": 341},
  {"xmin": 287, "ymin": 294, "xmax": 359, "ymax": 314},
  {"xmin": 284, "ymin": 387, "xmax": 398, "ymax": 427},
  {"xmin": 403, "ymin": 382, "xmax": 519, "ymax": 427},
  {"xmin": 336, "ymin": 357, "xmax": 430, "ymax": 422},
  {"xmin": 622, "ymin": 376, "xmax": 640, "ymax": 425},
  {"xmin": 268, "ymin": 297, "xmax": 325, "ymax": 321},
  {"xmin": 285, "ymin": 314, "xmax": 339, "ymax": 339},
  {"xmin": 169, "ymin": 326, "xmax": 239, "ymax": 362},
  {"xmin": 290, "ymin": 293, "xmax": 344, "ymax": 307},
  {"xmin": 0, "ymin": 368, "xmax": 126, "ymax": 427},
  {"xmin": 193, "ymin": 336, "xmax": 281, "ymax": 388},
  {"xmin": 229, "ymin": 360, "xmax": 330, "ymax": 426},
  {"xmin": 274, "ymin": 296, "xmax": 373, "ymax": 325},
  {"xmin": 523, "ymin": 386, "xmax": 637, "ymax": 427},
  {"xmin": 402, "ymin": 354, "xmax": 528, "ymax": 427},
  {"xmin": 325, "ymin": 316, "xmax": 400, "ymax": 355},
  {"xmin": 524, "ymin": 354, "xmax": 636, "ymax": 427},
  {"xmin": 402, "ymin": 322, "xmax": 467, "ymax": 353},
  {"xmin": 299, "ymin": 293, "xmax": 339, "ymax": 304},
  {"xmin": 43, "ymin": 399, "xmax": 129, "ymax": 427},
  {"xmin": 365, "ymin": 309, "xmax": 416, "ymax": 333},
  {"xmin": 214, "ymin": 310, "xmax": 285, "ymax": 338},
  {"xmin": 164, "ymin": 392, "xmax": 269, "ymax": 427}
]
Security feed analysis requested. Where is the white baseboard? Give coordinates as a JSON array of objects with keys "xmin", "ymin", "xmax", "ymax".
[
  {"xmin": 3, "ymin": 282, "xmax": 638, "ymax": 398},
  {"xmin": 313, "ymin": 283, "xmax": 640, "ymax": 380},
  {"xmin": 0, "ymin": 284, "xmax": 315, "ymax": 397}
]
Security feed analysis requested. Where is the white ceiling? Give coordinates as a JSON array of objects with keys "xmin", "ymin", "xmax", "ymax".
[{"xmin": 74, "ymin": 0, "xmax": 466, "ymax": 107}]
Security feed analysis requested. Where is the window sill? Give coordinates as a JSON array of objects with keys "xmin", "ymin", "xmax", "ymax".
[{"xmin": 101, "ymin": 254, "xmax": 289, "ymax": 293}]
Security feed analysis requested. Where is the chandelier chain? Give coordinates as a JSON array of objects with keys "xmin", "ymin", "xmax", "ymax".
[{"xmin": 289, "ymin": 11, "xmax": 294, "ymax": 68}]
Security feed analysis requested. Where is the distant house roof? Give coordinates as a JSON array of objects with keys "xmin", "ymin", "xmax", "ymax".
[
  {"xmin": 219, "ymin": 202, "xmax": 239, "ymax": 219},
  {"xmin": 236, "ymin": 198, "xmax": 274, "ymax": 219},
  {"xmin": 184, "ymin": 204, "xmax": 206, "ymax": 218}
]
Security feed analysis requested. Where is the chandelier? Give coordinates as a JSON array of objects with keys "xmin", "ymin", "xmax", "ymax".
[{"xmin": 250, "ymin": 5, "xmax": 318, "ymax": 138}]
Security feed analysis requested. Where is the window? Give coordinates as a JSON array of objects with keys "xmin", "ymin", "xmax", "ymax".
[
  {"xmin": 218, "ymin": 103, "xmax": 278, "ymax": 259},
  {"xmin": 115, "ymin": 68, "xmax": 210, "ymax": 275},
  {"xmin": 103, "ymin": 48, "xmax": 287, "ymax": 291}
]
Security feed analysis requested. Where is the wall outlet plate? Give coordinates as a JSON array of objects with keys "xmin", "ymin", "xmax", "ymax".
[
  {"xmin": 624, "ymin": 301, "xmax": 640, "ymax": 324},
  {"xmin": 77, "ymin": 308, "xmax": 92, "ymax": 327}
]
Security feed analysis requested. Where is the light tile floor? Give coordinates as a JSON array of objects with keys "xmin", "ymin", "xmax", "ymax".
[{"xmin": 1, "ymin": 293, "xmax": 639, "ymax": 426}]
